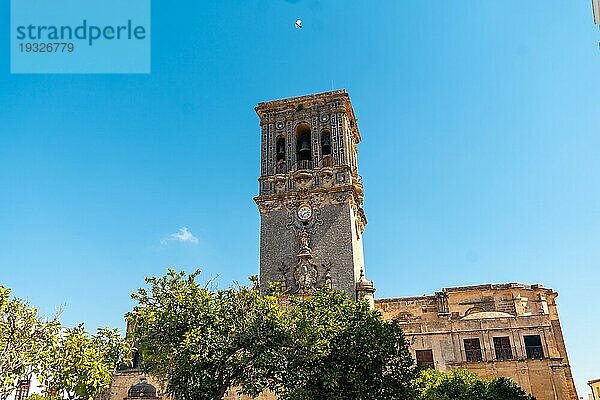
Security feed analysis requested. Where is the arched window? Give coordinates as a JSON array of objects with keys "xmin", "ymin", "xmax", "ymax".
[
  {"xmin": 296, "ymin": 124, "xmax": 312, "ymax": 162},
  {"xmin": 276, "ymin": 136, "xmax": 285, "ymax": 162},
  {"xmin": 321, "ymin": 130, "xmax": 331, "ymax": 156},
  {"xmin": 465, "ymin": 307, "xmax": 484, "ymax": 316}
]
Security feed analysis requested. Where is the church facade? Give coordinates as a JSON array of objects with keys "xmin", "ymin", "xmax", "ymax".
[
  {"xmin": 376, "ymin": 284, "xmax": 578, "ymax": 400},
  {"xmin": 106, "ymin": 90, "xmax": 578, "ymax": 400},
  {"xmin": 252, "ymin": 90, "xmax": 577, "ymax": 400}
]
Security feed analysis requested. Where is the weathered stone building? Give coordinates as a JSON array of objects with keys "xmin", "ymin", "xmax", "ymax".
[
  {"xmin": 103, "ymin": 373, "xmax": 166, "ymax": 400},
  {"xmin": 376, "ymin": 284, "xmax": 578, "ymax": 400},
  {"xmin": 107, "ymin": 90, "xmax": 578, "ymax": 400},
  {"xmin": 252, "ymin": 90, "xmax": 578, "ymax": 400},
  {"xmin": 588, "ymin": 378, "xmax": 600, "ymax": 400}
]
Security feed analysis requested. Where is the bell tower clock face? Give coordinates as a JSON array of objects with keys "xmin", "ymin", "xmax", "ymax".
[{"xmin": 297, "ymin": 205, "xmax": 312, "ymax": 221}]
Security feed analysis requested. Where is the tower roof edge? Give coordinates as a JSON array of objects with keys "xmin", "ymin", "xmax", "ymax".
[{"xmin": 255, "ymin": 89, "xmax": 361, "ymax": 143}]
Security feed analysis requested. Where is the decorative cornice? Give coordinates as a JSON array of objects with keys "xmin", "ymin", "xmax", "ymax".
[
  {"xmin": 254, "ymin": 185, "xmax": 363, "ymax": 212},
  {"xmin": 255, "ymin": 89, "xmax": 361, "ymax": 144}
]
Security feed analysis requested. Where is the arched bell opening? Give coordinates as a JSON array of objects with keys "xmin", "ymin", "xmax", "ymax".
[{"xmin": 296, "ymin": 123, "xmax": 312, "ymax": 169}]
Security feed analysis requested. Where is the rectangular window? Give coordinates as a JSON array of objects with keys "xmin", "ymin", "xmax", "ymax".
[
  {"xmin": 463, "ymin": 338, "xmax": 483, "ymax": 362},
  {"xmin": 493, "ymin": 336, "xmax": 513, "ymax": 361},
  {"xmin": 524, "ymin": 335, "xmax": 544, "ymax": 359},
  {"xmin": 415, "ymin": 349, "xmax": 435, "ymax": 369},
  {"xmin": 14, "ymin": 379, "xmax": 30, "ymax": 400}
]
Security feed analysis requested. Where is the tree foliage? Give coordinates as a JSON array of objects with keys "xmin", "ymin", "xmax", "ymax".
[
  {"xmin": 37, "ymin": 325, "xmax": 132, "ymax": 400},
  {"xmin": 128, "ymin": 270, "xmax": 285, "ymax": 400},
  {"xmin": 129, "ymin": 270, "xmax": 536, "ymax": 400},
  {"xmin": 415, "ymin": 369, "xmax": 536, "ymax": 400},
  {"xmin": 3, "ymin": 275, "xmax": 538, "ymax": 400},
  {"xmin": 129, "ymin": 271, "xmax": 419, "ymax": 400},
  {"xmin": 0, "ymin": 284, "xmax": 129, "ymax": 400},
  {"xmin": 276, "ymin": 289, "xmax": 418, "ymax": 400},
  {"xmin": 0, "ymin": 285, "xmax": 59, "ymax": 400}
]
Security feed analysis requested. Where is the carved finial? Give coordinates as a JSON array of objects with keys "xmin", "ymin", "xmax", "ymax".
[
  {"xmin": 322, "ymin": 261, "xmax": 333, "ymax": 289},
  {"xmin": 324, "ymin": 268, "xmax": 332, "ymax": 289},
  {"xmin": 356, "ymin": 266, "xmax": 375, "ymax": 293}
]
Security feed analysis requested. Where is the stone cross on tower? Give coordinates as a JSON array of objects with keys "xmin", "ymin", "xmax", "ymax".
[{"xmin": 254, "ymin": 90, "xmax": 375, "ymax": 303}]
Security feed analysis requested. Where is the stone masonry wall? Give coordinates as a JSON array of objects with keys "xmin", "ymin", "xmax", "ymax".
[{"xmin": 259, "ymin": 201, "xmax": 358, "ymax": 297}]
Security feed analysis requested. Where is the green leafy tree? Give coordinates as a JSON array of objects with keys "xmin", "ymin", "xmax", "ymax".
[
  {"xmin": 129, "ymin": 271, "xmax": 534, "ymax": 400},
  {"xmin": 415, "ymin": 369, "xmax": 535, "ymax": 400},
  {"xmin": 0, "ymin": 285, "xmax": 59, "ymax": 400},
  {"xmin": 128, "ymin": 270, "xmax": 285, "ymax": 400},
  {"xmin": 37, "ymin": 324, "xmax": 131, "ymax": 400},
  {"xmin": 274, "ymin": 289, "xmax": 418, "ymax": 400},
  {"xmin": 487, "ymin": 376, "xmax": 536, "ymax": 400}
]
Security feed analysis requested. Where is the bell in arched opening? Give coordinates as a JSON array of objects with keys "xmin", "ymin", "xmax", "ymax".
[
  {"xmin": 297, "ymin": 125, "xmax": 312, "ymax": 162},
  {"xmin": 298, "ymin": 136, "xmax": 311, "ymax": 159}
]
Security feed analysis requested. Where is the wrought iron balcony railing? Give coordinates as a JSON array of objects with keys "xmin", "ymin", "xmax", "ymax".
[
  {"xmin": 525, "ymin": 346, "xmax": 544, "ymax": 359},
  {"xmin": 495, "ymin": 348, "xmax": 514, "ymax": 361},
  {"xmin": 465, "ymin": 349, "xmax": 483, "ymax": 362}
]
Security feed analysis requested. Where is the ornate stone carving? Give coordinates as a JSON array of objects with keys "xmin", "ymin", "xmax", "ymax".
[
  {"xmin": 274, "ymin": 175, "xmax": 287, "ymax": 194},
  {"xmin": 298, "ymin": 231, "xmax": 310, "ymax": 255},
  {"xmin": 329, "ymin": 190, "xmax": 351, "ymax": 204},
  {"xmin": 293, "ymin": 232, "xmax": 318, "ymax": 294},
  {"xmin": 308, "ymin": 192, "xmax": 322, "ymax": 208},
  {"xmin": 283, "ymin": 194, "xmax": 300, "ymax": 211},
  {"xmin": 349, "ymin": 200, "xmax": 367, "ymax": 236},
  {"xmin": 294, "ymin": 261, "xmax": 318, "ymax": 294},
  {"xmin": 294, "ymin": 170, "xmax": 313, "ymax": 190},
  {"xmin": 278, "ymin": 262, "xmax": 291, "ymax": 294},
  {"xmin": 256, "ymin": 199, "xmax": 280, "ymax": 214},
  {"xmin": 319, "ymin": 168, "xmax": 334, "ymax": 188}
]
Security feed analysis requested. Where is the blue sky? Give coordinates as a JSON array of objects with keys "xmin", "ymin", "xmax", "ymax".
[{"xmin": 0, "ymin": 0, "xmax": 598, "ymax": 396}]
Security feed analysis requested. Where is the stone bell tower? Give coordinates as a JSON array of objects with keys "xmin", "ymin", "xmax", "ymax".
[{"xmin": 254, "ymin": 90, "xmax": 374, "ymax": 303}]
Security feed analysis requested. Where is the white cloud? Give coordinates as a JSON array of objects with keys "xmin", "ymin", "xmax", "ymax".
[{"xmin": 162, "ymin": 227, "xmax": 199, "ymax": 245}]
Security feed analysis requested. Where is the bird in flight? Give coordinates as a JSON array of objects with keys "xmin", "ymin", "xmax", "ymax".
[{"xmin": 295, "ymin": 19, "xmax": 302, "ymax": 29}]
